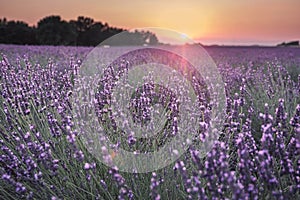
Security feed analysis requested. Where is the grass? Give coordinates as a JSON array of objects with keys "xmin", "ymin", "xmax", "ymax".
[{"xmin": 0, "ymin": 46, "xmax": 299, "ymax": 199}]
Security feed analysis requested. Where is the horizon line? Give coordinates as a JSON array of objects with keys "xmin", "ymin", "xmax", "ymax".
[{"xmin": 0, "ymin": 15, "xmax": 299, "ymax": 47}]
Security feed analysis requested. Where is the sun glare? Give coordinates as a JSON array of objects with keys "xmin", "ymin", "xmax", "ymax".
[{"xmin": 180, "ymin": 33, "xmax": 189, "ymax": 40}]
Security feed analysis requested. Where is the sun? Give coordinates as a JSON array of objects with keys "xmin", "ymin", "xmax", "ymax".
[
  {"xmin": 178, "ymin": 33, "xmax": 193, "ymax": 44},
  {"xmin": 180, "ymin": 33, "xmax": 189, "ymax": 40}
]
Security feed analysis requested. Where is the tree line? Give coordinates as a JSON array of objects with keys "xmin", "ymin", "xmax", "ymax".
[{"xmin": 0, "ymin": 16, "xmax": 159, "ymax": 46}]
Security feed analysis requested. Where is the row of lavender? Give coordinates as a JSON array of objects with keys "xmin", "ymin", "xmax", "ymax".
[{"xmin": 0, "ymin": 44, "xmax": 299, "ymax": 199}]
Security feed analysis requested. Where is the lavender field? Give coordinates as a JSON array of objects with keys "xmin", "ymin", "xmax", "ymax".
[{"xmin": 0, "ymin": 44, "xmax": 299, "ymax": 199}]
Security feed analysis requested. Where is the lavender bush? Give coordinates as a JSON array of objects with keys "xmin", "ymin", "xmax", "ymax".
[{"xmin": 0, "ymin": 44, "xmax": 299, "ymax": 199}]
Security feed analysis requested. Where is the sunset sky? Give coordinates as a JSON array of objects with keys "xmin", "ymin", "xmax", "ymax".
[{"xmin": 0, "ymin": 0, "xmax": 299, "ymax": 45}]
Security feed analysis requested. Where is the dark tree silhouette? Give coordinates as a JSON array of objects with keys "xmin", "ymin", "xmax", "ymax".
[
  {"xmin": 277, "ymin": 41, "xmax": 299, "ymax": 47},
  {"xmin": 0, "ymin": 19, "xmax": 36, "ymax": 45},
  {"xmin": 147, "ymin": 32, "xmax": 159, "ymax": 45},
  {"xmin": 37, "ymin": 16, "xmax": 77, "ymax": 45},
  {"xmin": 0, "ymin": 16, "xmax": 159, "ymax": 46},
  {"xmin": 70, "ymin": 16, "xmax": 125, "ymax": 46}
]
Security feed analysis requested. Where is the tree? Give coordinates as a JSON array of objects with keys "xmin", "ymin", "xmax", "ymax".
[
  {"xmin": 0, "ymin": 15, "xmax": 159, "ymax": 46},
  {"xmin": 0, "ymin": 19, "xmax": 36, "ymax": 44},
  {"xmin": 71, "ymin": 16, "xmax": 95, "ymax": 46},
  {"xmin": 37, "ymin": 16, "xmax": 77, "ymax": 45},
  {"xmin": 148, "ymin": 32, "xmax": 159, "ymax": 45}
]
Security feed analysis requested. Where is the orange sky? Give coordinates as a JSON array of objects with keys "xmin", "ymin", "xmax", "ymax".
[{"xmin": 0, "ymin": 0, "xmax": 299, "ymax": 45}]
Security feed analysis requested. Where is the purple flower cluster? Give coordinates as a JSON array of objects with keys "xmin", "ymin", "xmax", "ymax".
[
  {"xmin": 0, "ymin": 52, "xmax": 77, "ymax": 198},
  {"xmin": 177, "ymin": 93, "xmax": 299, "ymax": 199},
  {"xmin": 0, "ymin": 44, "xmax": 299, "ymax": 199}
]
